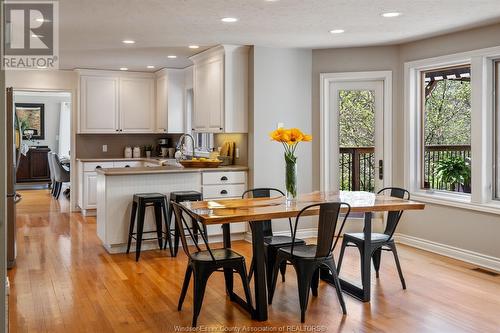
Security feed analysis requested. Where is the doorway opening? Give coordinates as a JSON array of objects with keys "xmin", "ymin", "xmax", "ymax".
[{"xmin": 13, "ymin": 90, "xmax": 72, "ymax": 197}]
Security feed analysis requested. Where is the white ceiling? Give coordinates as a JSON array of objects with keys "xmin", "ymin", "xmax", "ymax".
[{"xmin": 59, "ymin": 0, "xmax": 500, "ymax": 72}]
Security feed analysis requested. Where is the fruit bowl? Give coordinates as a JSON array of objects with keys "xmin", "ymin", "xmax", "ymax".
[{"xmin": 179, "ymin": 158, "xmax": 222, "ymax": 168}]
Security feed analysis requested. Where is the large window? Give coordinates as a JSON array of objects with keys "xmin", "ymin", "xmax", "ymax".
[{"xmin": 421, "ymin": 65, "xmax": 471, "ymax": 194}]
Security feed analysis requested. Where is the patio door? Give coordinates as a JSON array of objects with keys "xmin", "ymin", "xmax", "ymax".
[{"xmin": 330, "ymin": 80, "xmax": 385, "ymax": 192}]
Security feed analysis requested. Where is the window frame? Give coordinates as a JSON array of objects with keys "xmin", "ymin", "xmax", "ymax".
[{"xmin": 404, "ymin": 46, "xmax": 500, "ymax": 214}]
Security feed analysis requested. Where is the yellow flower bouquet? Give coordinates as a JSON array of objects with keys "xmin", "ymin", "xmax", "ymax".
[{"xmin": 269, "ymin": 127, "xmax": 312, "ymax": 201}]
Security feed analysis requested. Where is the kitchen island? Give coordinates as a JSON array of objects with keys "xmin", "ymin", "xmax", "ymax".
[{"xmin": 95, "ymin": 165, "xmax": 248, "ymax": 253}]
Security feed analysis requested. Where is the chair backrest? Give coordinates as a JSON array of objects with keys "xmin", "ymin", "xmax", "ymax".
[
  {"xmin": 47, "ymin": 152, "xmax": 55, "ymax": 182},
  {"xmin": 377, "ymin": 187, "xmax": 410, "ymax": 239},
  {"xmin": 241, "ymin": 188, "xmax": 292, "ymax": 237},
  {"xmin": 52, "ymin": 153, "xmax": 70, "ymax": 182},
  {"xmin": 171, "ymin": 201, "xmax": 216, "ymax": 262},
  {"xmin": 290, "ymin": 202, "xmax": 351, "ymax": 258}
]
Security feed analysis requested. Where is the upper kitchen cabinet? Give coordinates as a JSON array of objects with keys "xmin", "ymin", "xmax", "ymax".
[
  {"xmin": 190, "ymin": 45, "xmax": 249, "ymax": 133},
  {"xmin": 79, "ymin": 75, "xmax": 119, "ymax": 133},
  {"xmin": 119, "ymin": 77, "xmax": 155, "ymax": 133},
  {"xmin": 78, "ymin": 70, "xmax": 155, "ymax": 133},
  {"xmin": 156, "ymin": 68, "xmax": 185, "ymax": 133}
]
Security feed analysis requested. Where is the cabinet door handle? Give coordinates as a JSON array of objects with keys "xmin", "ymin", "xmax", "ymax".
[
  {"xmin": 125, "ymin": 165, "xmax": 130, "ymax": 168},
  {"xmin": 220, "ymin": 176, "xmax": 228, "ymax": 181},
  {"xmin": 95, "ymin": 166, "xmax": 102, "ymax": 169},
  {"xmin": 220, "ymin": 190, "xmax": 228, "ymax": 195}
]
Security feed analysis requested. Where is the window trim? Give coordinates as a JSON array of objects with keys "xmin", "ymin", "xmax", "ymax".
[{"xmin": 404, "ymin": 45, "xmax": 500, "ymax": 213}]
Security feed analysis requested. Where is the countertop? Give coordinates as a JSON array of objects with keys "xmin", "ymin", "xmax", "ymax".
[
  {"xmin": 77, "ymin": 157, "xmax": 174, "ymax": 163},
  {"xmin": 95, "ymin": 165, "xmax": 249, "ymax": 176}
]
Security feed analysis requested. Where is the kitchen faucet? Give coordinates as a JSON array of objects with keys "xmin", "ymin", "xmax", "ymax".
[{"xmin": 176, "ymin": 133, "xmax": 195, "ymax": 160}]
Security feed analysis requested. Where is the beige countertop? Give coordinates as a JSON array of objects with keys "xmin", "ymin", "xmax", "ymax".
[{"xmin": 95, "ymin": 164, "xmax": 249, "ymax": 176}]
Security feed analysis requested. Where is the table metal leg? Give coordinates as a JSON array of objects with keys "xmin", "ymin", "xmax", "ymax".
[
  {"xmin": 250, "ymin": 221, "xmax": 268, "ymax": 321},
  {"xmin": 222, "ymin": 224, "xmax": 234, "ymax": 298},
  {"xmin": 321, "ymin": 211, "xmax": 373, "ymax": 302}
]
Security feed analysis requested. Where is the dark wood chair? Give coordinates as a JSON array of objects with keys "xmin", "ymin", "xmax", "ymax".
[
  {"xmin": 172, "ymin": 202, "xmax": 253, "ymax": 327},
  {"xmin": 242, "ymin": 188, "xmax": 306, "ymax": 297},
  {"xmin": 269, "ymin": 202, "xmax": 350, "ymax": 323},
  {"xmin": 337, "ymin": 187, "xmax": 409, "ymax": 289}
]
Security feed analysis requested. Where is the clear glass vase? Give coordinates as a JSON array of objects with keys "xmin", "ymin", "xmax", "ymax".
[{"xmin": 285, "ymin": 154, "xmax": 298, "ymax": 202}]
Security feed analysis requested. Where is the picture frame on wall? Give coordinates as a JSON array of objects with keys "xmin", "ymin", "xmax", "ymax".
[{"xmin": 15, "ymin": 103, "xmax": 45, "ymax": 140}]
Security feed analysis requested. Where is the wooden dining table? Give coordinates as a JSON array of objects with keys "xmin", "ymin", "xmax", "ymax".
[{"xmin": 181, "ymin": 191, "xmax": 425, "ymax": 321}]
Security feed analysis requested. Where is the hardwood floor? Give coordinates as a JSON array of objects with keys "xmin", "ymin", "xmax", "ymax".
[{"xmin": 8, "ymin": 189, "xmax": 500, "ymax": 332}]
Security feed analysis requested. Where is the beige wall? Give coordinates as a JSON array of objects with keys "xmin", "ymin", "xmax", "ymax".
[{"xmin": 311, "ymin": 22, "xmax": 500, "ymax": 259}]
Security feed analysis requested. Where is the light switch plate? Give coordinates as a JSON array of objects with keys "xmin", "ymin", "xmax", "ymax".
[{"xmin": 102, "ymin": 145, "xmax": 108, "ymax": 152}]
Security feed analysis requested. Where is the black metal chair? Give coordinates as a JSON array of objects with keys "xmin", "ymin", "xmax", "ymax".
[
  {"xmin": 242, "ymin": 189, "xmax": 306, "ymax": 293},
  {"xmin": 172, "ymin": 202, "xmax": 253, "ymax": 327},
  {"xmin": 269, "ymin": 202, "xmax": 351, "ymax": 323},
  {"xmin": 47, "ymin": 152, "xmax": 56, "ymax": 196},
  {"xmin": 337, "ymin": 187, "xmax": 409, "ymax": 289}
]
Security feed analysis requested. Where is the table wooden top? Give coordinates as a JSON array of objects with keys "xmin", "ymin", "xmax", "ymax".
[{"xmin": 181, "ymin": 191, "xmax": 425, "ymax": 225}]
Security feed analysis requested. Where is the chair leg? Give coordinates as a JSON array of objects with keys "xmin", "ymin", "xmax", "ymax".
[
  {"xmin": 323, "ymin": 259, "xmax": 347, "ymax": 315},
  {"xmin": 279, "ymin": 261, "xmax": 287, "ymax": 282},
  {"xmin": 223, "ymin": 267, "xmax": 234, "ymax": 300},
  {"xmin": 55, "ymin": 182, "xmax": 62, "ymax": 199},
  {"xmin": 388, "ymin": 242, "xmax": 406, "ymax": 289},
  {"xmin": 153, "ymin": 203, "xmax": 163, "ymax": 249},
  {"xmin": 372, "ymin": 247, "xmax": 382, "ymax": 278},
  {"xmin": 162, "ymin": 200, "xmax": 174, "ymax": 256},
  {"xmin": 126, "ymin": 202, "xmax": 137, "ymax": 254},
  {"xmin": 268, "ymin": 251, "xmax": 286, "ymax": 305},
  {"xmin": 311, "ymin": 268, "xmax": 320, "ymax": 297},
  {"xmin": 293, "ymin": 262, "xmax": 316, "ymax": 323},
  {"xmin": 178, "ymin": 265, "xmax": 192, "ymax": 311},
  {"xmin": 247, "ymin": 258, "xmax": 254, "ymax": 282},
  {"xmin": 337, "ymin": 237, "xmax": 348, "ymax": 273},
  {"xmin": 135, "ymin": 204, "xmax": 146, "ymax": 262},
  {"xmin": 192, "ymin": 267, "xmax": 211, "ymax": 327}
]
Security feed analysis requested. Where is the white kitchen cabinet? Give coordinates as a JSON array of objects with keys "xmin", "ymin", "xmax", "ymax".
[
  {"xmin": 83, "ymin": 172, "xmax": 98, "ymax": 209},
  {"xmin": 202, "ymin": 170, "xmax": 247, "ymax": 235},
  {"xmin": 78, "ymin": 70, "xmax": 156, "ymax": 134},
  {"xmin": 79, "ymin": 76, "xmax": 119, "ymax": 133},
  {"xmin": 156, "ymin": 69, "xmax": 185, "ymax": 133},
  {"xmin": 190, "ymin": 45, "xmax": 249, "ymax": 133},
  {"xmin": 120, "ymin": 77, "xmax": 155, "ymax": 133}
]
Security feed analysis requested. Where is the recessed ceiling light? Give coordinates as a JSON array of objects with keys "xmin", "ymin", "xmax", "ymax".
[
  {"xmin": 167, "ymin": 55, "xmax": 177, "ymax": 59},
  {"xmin": 189, "ymin": 45, "xmax": 200, "ymax": 49},
  {"xmin": 120, "ymin": 67, "xmax": 128, "ymax": 71},
  {"xmin": 381, "ymin": 12, "xmax": 402, "ymax": 18},
  {"xmin": 221, "ymin": 17, "xmax": 238, "ymax": 23},
  {"xmin": 122, "ymin": 40, "xmax": 135, "ymax": 44},
  {"xmin": 329, "ymin": 29, "xmax": 345, "ymax": 34},
  {"xmin": 147, "ymin": 65, "xmax": 155, "ymax": 69}
]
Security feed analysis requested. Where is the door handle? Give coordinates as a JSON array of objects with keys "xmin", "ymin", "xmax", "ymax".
[
  {"xmin": 220, "ymin": 176, "xmax": 228, "ymax": 181},
  {"xmin": 220, "ymin": 190, "xmax": 228, "ymax": 195},
  {"xmin": 378, "ymin": 160, "xmax": 383, "ymax": 180}
]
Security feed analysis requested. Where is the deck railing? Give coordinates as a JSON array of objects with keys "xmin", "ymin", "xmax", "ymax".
[{"xmin": 339, "ymin": 145, "xmax": 471, "ymax": 193}]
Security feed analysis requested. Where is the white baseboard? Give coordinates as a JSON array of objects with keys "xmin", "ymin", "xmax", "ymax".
[
  {"xmin": 104, "ymin": 232, "xmax": 247, "ymax": 254},
  {"xmin": 394, "ymin": 233, "xmax": 500, "ymax": 273}
]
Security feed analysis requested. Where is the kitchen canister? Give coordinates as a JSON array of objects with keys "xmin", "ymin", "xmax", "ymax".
[
  {"xmin": 124, "ymin": 146, "xmax": 132, "ymax": 158},
  {"xmin": 133, "ymin": 146, "xmax": 141, "ymax": 158}
]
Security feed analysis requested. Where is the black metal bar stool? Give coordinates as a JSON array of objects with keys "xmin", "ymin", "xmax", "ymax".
[
  {"xmin": 126, "ymin": 193, "xmax": 173, "ymax": 261},
  {"xmin": 167, "ymin": 191, "xmax": 204, "ymax": 256}
]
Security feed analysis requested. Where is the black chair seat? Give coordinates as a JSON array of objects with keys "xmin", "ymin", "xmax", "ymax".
[
  {"xmin": 344, "ymin": 232, "xmax": 390, "ymax": 243},
  {"xmin": 134, "ymin": 193, "xmax": 167, "ymax": 201},
  {"xmin": 279, "ymin": 244, "xmax": 323, "ymax": 258},
  {"xmin": 191, "ymin": 248, "xmax": 244, "ymax": 262},
  {"xmin": 264, "ymin": 235, "xmax": 306, "ymax": 247}
]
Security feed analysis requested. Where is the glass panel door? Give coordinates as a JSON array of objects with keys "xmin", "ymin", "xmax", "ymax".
[{"xmin": 330, "ymin": 80, "xmax": 384, "ymax": 192}]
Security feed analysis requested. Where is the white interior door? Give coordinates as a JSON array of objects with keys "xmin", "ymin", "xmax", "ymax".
[{"xmin": 329, "ymin": 80, "xmax": 384, "ymax": 192}]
